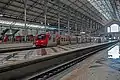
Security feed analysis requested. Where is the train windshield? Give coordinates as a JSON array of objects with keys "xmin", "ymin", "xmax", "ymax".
[
  {"xmin": 37, "ymin": 34, "xmax": 46, "ymax": 40},
  {"xmin": 0, "ymin": 37, "xmax": 2, "ymax": 40}
]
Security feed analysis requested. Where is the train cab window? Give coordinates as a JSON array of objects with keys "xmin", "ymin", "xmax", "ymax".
[
  {"xmin": 73, "ymin": 38, "xmax": 74, "ymax": 41},
  {"xmin": 0, "ymin": 37, "xmax": 2, "ymax": 40},
  {"xmin": 61, "ymin": 38, "xmax": 63, "ymax": 41},
  {"xmin": 38, "ymin": 34, "xmax": 46, "ymax": 40},
  {"xmin": 63, "ymin": 38, "xmax": 64, "ymax": 41},
  {"xmin": 64, "ymin": 38, "xmax": 65, "ymax": 41}
]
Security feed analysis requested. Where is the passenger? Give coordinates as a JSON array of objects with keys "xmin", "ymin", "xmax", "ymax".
[
  {"xmin": 0, "ymin": 37, "xmax": 2, "ymax": 43},
  {"xmin": 3, "ymin": 35, "xmax": 8, "ymax": 43}
]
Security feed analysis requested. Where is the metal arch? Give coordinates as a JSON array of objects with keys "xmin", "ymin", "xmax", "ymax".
[
  {"xmin": 0, "ymin": 0, "xmax": 14, "ymax": 14},
  {"xmin": 13, "ymin": 0, "xmax": 44, "ymax": 22},
  {"xmin": 22, "ymin": 0, "xmax": 65, "ymax": 24},
  {"xmin": 0, "ymin": 0, "xmax": 46, "ymax": 24},
  {"xmin": 113, "ymin": 0, "xmax": 120, "ymax": 20},
  {"xmin": 0, "ymin": 0, "xmax": 105, "ymax": 33},
  {"xmin": 103, "ymin": 0, "xmax": 116, "ymax": 19},
  {"xmin": 101, "ymin": 0, "xmax": 115, "ymax": 20},
  {"xmin": 67, "ymin": 0, "xmax": 103, "ymax": 25},
  {"xmin": 15, "ymin": 0, "xmax": 39, "ymax": 24},
  {"xmin": 46, "ymin": 0, "xmax": 82, "ymax": 27},
  {"xmin": 99, "ymin": 0, "xmax": 112, "ymax": 19},
  {"xmin": 109, "ymin": 0, "xmax": 118, "ymax": 20},
  {"xmin": 0, "ymin": 0, "xmax": 92, "ymax": 27},
  {"xmin": 78, "ymin": 0, "xmax": 103, "ymax": 22},
  {"xmin": 56, "ymin": 0, "xmax": 96, "ymax": 25},
  {"xmin": 0, "ymin": 6, "xmax": 59, "ymax": 24},
  {"xmin": 76, "ymin": 0, "xmax": 102, "ymax": 22},
  {"xmin": 68, "ymin": 0, "xmax": 98, "ymax": 21},
  {"xmin": 0, "ymin": 1, "xmax": 43, "ymax": 20},
  {"xmin": 93, "ymin": 0, "xmax": 111, "ymax": 20}
]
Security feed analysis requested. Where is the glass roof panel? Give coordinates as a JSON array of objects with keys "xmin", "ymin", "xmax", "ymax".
[{"xmin": 87, "ymin": 0, "xmax": 112, "ymax": 20}]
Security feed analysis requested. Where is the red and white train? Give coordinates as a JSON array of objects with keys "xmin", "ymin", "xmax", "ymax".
[{"xmin": 34, "ymin": 32, "xmax": 105, "ymax": 47}]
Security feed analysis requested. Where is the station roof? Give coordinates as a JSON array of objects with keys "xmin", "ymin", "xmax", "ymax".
[{"xmin": 0, "ymin": 0, "xmax": 119, "ymax": 31}]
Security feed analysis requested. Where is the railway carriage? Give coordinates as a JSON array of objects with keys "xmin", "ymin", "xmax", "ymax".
[
  {"xmin": 34, "ymin": 33, "xmax": 57, "ymax": 47},
  {"xmin": 59, "ymin": 35, "xmax": 70, "ymax": 45},
  {"xmin": 70, "ymin": 36, "xmax": 77, "ymax": 44},
  {"xmin": 34, "ymin": 33, "xmax": 105, "ymax": 47}
]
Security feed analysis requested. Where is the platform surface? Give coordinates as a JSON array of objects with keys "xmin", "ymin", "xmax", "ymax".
[
  {"xmin": 0, "ymin": 43, "xmax": 97, "ymax": 67},
  {"xmin": 0, "ymin": 42, "xmax": 33, "ymax": 49},
  {"xmin": 59, "ymin": 43, "xmax": 120, "ymax": 80}
]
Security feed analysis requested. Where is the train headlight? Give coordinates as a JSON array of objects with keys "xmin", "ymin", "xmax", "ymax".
[
  {"xmin": 36, "ymin": 41, "xmax": 39, "ymax": 42},
  {"xmin": 41, "ymin": 41, "xmax": 44, "ymax": 42}
]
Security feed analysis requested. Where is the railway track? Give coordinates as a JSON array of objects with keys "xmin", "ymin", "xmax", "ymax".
[
  {"xmin": 24, "ymin": 42, "xmax": 117, "ymax": 80},
  {"xmin": 0, "ymin": 46, "xmax": 36, "ymax": 53}
]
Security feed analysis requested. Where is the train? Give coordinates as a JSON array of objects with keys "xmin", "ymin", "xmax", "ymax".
[{"xmin": 34, "ymin": 32, "xmax": 106, "ymax": 47}]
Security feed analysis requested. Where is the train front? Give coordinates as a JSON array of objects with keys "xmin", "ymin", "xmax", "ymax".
[{"xmin": 34, "ymin": 34, "xmax": 48, "ymax": 47}]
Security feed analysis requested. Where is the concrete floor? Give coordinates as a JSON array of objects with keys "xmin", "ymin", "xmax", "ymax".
[
  {"xmin": 0, "ymin": 42, "xmax": 33, "ymax": 49},
  {"xmin": 59, "ymin": 43, "xmax": 120, "ymax": 80},
  {"xmin": 0, "ymin": 43, "xmax": 96, "ymax": 67}
]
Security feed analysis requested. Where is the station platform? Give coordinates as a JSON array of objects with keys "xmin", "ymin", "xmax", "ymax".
[
  {"xmin": 0, "ymin": 43, "xmax": 96, "ymax": 67},
  {"xmin": 0, "ymin": 41, "xmax": 117, "ymax": 80},
  {"xmin": 0, "ymin": 42, "xmax": 33, "ymax": 49},
  {"xmin": 59, "ymin": 43, "xmax": 120, "ymax": 80}
]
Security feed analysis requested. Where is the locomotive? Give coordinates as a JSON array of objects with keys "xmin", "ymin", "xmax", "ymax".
[{"xmin": 34, "ymin": 32, "xmax": 105, "ymax": 47}]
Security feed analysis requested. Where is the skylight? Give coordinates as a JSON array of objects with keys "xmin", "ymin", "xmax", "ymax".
[{"xmin": 87, "ymin": 0, "xmax": 112, "ymax": 20}]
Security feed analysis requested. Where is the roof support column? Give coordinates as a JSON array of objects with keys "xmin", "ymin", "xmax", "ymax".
[
  {"xmin": 81, "ymin": 15, "xmax": 84, "ymax": 32},
  {"xmin": 94, "ymin": 22, "xmax": 97, "ymax": 35},
  {"xmin": 58, "ymin": 16, "xmax": 60, "ymax": 35},
  {"xmin": 44, "ymin": 0, "xmax": 47, "ymax": 33},
  {"xmin": 91, "ymin": 20, "xmax": 94, "ymax": 33},
  {"xmin": 84, "ymin": 16, "xmax": 87, "ymax": 32},
  {"xmin": 79, "ymin": 14, "xmax": 82, "ymax": 34},
  {"xmin": 88, "ymin": 18, "xmax": 91, "ymax": 33},
  {"xmin": 67, "ymin": 7, "xmax": 70, "ymax": 35},
  {"xmin": 36, "ymin": 28, "xmax": 38, "ymax": 35},
  {"xmin": 57, "ymin": 0, "xmax": 60, "ymax": 35},
  {"xmin": 9, "ymin": 27, "xmax": 13, "ymax": 42},
  {"xmin": 90, "ymin": 19, "xmax": 92, "ymax": 32},
  {"xmin": 24, "ymin": 0, "xmax": 27, "ymax": 42},
  {"xmin": 110, "ymin": 26, "xmax": 111, "ymax": 32},
  {"xmin": 75, "ymin": 12, "xmax": 77, "ymax": 35},
  {"xmin": 75, "ymin": 24, "xmax": 77, "ymax": 35}
]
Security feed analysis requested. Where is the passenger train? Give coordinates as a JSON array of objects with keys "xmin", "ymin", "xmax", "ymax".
[{"xmin": 34, "ymin": 32, "xmax": 105, "ymax": 47}]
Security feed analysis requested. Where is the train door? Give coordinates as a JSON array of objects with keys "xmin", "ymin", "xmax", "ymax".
[
  {"xmin": 56, "ymin": 33, "xmax": 60, "ymax": 45},
  {"xmin": 47, "ymin": 33, "xmax": 57, "ymax": 46}
]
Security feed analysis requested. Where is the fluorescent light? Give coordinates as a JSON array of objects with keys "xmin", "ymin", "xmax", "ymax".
[
  {"xmin": 48, "ymin": 23, "xmax": 50, "ymax": 25},
  {"xmin": 0, "ymin": 14, "xmax": 3, "ymax": 17},
  {"xmin": 80, "ymin": 32, "xmax": 85, "ymax": 34},
  {"xmin": 15, "ymin": 22, "xmax": 25, "ymax": 26},
  {"xmin": 0, "ymin": 20, "xmax": 45, "ymax": 28}
]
